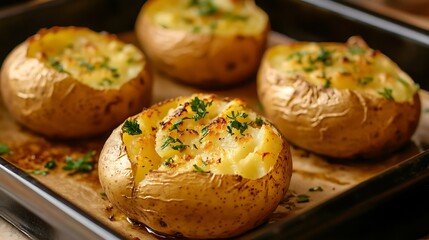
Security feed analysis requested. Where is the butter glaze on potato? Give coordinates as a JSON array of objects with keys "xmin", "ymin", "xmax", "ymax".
[
  {"xmin": 98, "ymin": 94, "xmax": 292, "ymax": 239},
  {"xmin": 135, "ymin": 0, "xmax": 269, "ymax": 87},
  {"xmin": 0, "ymin": 27, "xmax": 152, "ymax": 138},
  {"xmin": 257, "ymin": 36, "xmax": 421, "ymax": 159}
]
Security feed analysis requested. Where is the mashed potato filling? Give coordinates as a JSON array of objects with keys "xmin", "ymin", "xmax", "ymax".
[
  {"xmin": 26, "ymin": 27, "xmax": 144, "ymax": 89},
  {"xmin": 122, "ymin": 94, "xmax": 283, "ymax": 183},
  {"xmin": 268, "ymin": 38, "xmax": 419, "ymax": 103},
  {"xmin": 146, "ymin": 0, "xmax": 268, "ymax": 36}
]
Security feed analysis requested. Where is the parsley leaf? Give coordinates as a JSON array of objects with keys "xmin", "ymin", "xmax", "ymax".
[
  {"xmin": 170, "ymin": 118, "xmax": 185, "ymax": 132},
  {"xmin": 122, "ymin": 119, "xmax": 142, "ymax": 135},
  {"xmin": 162, "ymin": 157, "xmax": 174, "ymax": 166},
  {"xmin": 161, "ymin": 136, "xmax": 187, "ymax": 151},
  {"xmin": 190, "ymin": 97, "xmax": 213, "ymax": 121},
  {"xmin": 226, "ymin": 111, "xmax": 249, "ymax": 136},
  {"xmin": 189, "ymin": 0, "xmax": 218, "ymax": 16},
  {"xmin": 316, "ymin": 47, "xmax": 333, "ymax": 65},
  {"xmin": 348, "ymin": 46, "xmax": 366, "ymax": 55},
  {"xmin": 63, "ymin": 151, "xmax": 96, "ymax": 172},
  {"xmin": 358, "ymin": 77, "xmax": 373, "ymax": 85},
  {"xmin": 44, "ymin": 159, "xmax": 57, "ymax": 169},
  {"xmin": 296, "ymin": 194, "xmax": 310, "ymax": 203},
  {"xmin": 193, "ymin": 164, "xmax": 210, "ymax": 173},
  {"xmin": 29, "ymin": 170, "xmax": 49, "ymax": 176},
  {"xmin": 378, "ymin": 88, "xmax": 394, "ymax": 101},
  {"xmin": 48, "ymin": 58, "xmax": 67, "ymax": 73},
  {"xmin": 0, "ymin": 143, "xmax": 12, "ymax": 155},
  {"xmin": 199, "ymin": 126, "xmax": 209, "ymax": 143}
]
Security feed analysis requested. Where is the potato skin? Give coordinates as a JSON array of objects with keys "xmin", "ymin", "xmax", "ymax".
[
  {"xmin": 98, "ymin": 99, "xmax": 292, "ymax": 239},
  {"xmin": 0, "ymin": 39, "xmax": 152, "ymax": 139},
  {"xmin": 257, "ymin": 54, "xmax": 421, "ymax": 159},
  {"xmin": 135, "ymin": 1, "xmax": 269, "ymax": 88}
]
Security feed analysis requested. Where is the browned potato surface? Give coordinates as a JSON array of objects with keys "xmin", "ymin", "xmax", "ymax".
[
  {"xmin": 257, "ymin": 37, "xmax": 421, "ymax": 159},
  {"xmin": 98, "ymin": 94, "xmax": 292, "ymax": 239},
  {"xmin": 1, "ymin": 27, "xmax": 152, "ymax": 138},
  {"xmin": 135, "ymin": 0, "xmax": 269, "ymax": 87}
]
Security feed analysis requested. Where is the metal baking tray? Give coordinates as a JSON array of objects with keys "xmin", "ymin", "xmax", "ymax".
[{"xmin": 1, "ymin": 0, "xmax": 429, "ymax": 239}]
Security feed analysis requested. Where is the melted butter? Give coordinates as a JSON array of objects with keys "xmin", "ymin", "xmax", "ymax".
[
  {"xmin": 268, "ymin": 43, "xmax": 419, "ymax": 103},
  {"xmin": 146, "ymin": 0, "xmax": 268, "ymax": 36},
  {"xmin": 122, "ymin": 94, "xmax": 283, "ymax": 184},
  {"xmin": 26, "ymin": 27, "xmax": 144, "ymax": 89}
]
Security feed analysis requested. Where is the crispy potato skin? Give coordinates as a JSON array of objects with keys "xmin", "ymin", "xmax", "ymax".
[
  {"xmin": 98, "ymin": 98, "xmax": 292, "ymax": 239},
  {"xmin": 135, "ymin": 1, "xmax": 269, "ymax": 88},
  {"xmin": 0, "ymin": 41, "xmax": 152, "ymax": 139},
  {"xmin": 257, "ymin": 55, "xmax": 421, "ymax": 159}
]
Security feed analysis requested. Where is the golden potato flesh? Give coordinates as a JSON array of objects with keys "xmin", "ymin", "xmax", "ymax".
[
  {"xmin": 257, "ymin": 37, "xmax": 421, "ymax": 159},
  {"xmin": 0, "ymin": 27, "xmax": 152, "ymax": 138},
  {"xmin": 98, "ymin": 94, "xmax": 292, "ymax": 239},
  {"xmin": 135, "ymin": 0, "xmax": 269, "ymax": 87}
]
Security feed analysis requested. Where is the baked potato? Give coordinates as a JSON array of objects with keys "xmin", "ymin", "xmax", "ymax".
[
  {"xmin": 0, "ymin": 27, "xmax": 152, "ymax": 138},
  {"xmin": 257, "ymin": 36, "xmax": 421, "ymax": 159},
  {"xmin": 98, "ymin": 94, "xmax": 292, "ymax": 238},
  {"xmin": 135, "ymin": 0, "xmax": 269, "ymax": 87}
]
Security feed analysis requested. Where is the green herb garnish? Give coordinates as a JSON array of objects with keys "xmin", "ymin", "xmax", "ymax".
[
  {"xmin": 309, "ymin": 186, "xmax": 323, "ymax": 192},
  {"xmin": 79, "ymin": 59, "xmax": 95, "ymax": 71},
  {"xmin": 44, "ymin": 159, "xmax": 57, "ymax": 169},
  {"xmin": 0, "ymin": 143, "xmax": 12, "ymax": 155},
  {"xmin": 100, "ymin": 192, "xmax": 107, "ymax": 197},
  {"xmin": 193, "ymin": 164, "xmax": 210, "ymax": 173},
  {"xmin": 169, "ymin": 118, "xmax": 185, "ymax": 132},
  {"xmin": 48, "ymin": 58, "xmax": 66, "ymax": 73},
  {"xmin": 303, "ymin": 65, "xmax": 316, "ymax": 73},
  {"xmin": 226, "ymin": 111, "xmax": 249, "ymax": 136},
  {"xmin": 101, "ymin": 62, "xmax": 120, "ymax": 78},
  {"xmin": 324, "ymin": 79, "xmax": 331, "ymax": 88},
  {"xmin": 224, "ymin": 12, "xmax": 248, "ymax": 21},
  {"xmin": 162, "ymin": 157, "xmax": 174, "ymax": 166},
  {"xmin": 358, "ymin": 77, "xmax": 373, "ymax": 85},
  {"xmin": 199, "ymin": 126, "xmax": 209, "ymax": 143},
  {"xmin": 288, "ymin": 51, "xmax": 305, "ymax": 64},
  {"xmin": 99, "ymin": 78, "xmax": 113, "ymax": 87},
  {"xmin": 296, "ymin": 194, "xmax": 310, "ymax": 203},
  {"xmin": 348, "ymin": 46, "xmax": 366, "ymax": 55},
  {"xmin": 397, "ymin": 77, "xmax": 410, "ymax": 88},
  {"xmin": 161, "ymin": 136, "xmax": 187, "ymax": 151},
  {"xmin": 378, "ymin": 88, "xmax": 394, "ymax": 101},
  {"xmin": 254, "ymin": 117, "xmax": 263, "ymax": 126},
  {"xmin": 63, "ymin": 151, "xmax": 96, "ymax": 172},
  {"xmin": 189, "ymin": 0, "xmax": 218, "ymax": 16},
  {"xmin": 190, "ymin": 97, "xmax": 213, "ymax": 121},
  {"xmin": 122, "ymin": 119, "xmax": 142, "ymax": 135},
  {"xmin": 316, "ymin": 47, "xmax": 333, "ymax": 65}
]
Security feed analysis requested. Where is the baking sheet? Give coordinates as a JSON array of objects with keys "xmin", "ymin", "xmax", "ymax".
[{"xmin": 0, "ymin": 32, "xmax": 428, "ymax": 239}]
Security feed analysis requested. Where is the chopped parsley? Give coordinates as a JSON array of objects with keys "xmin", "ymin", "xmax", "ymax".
[
  {"xmin": 190, "ymin": 97, "xmax": 213, "ymax": 121},
  {"xmin": 63, "ymin": 151, "xmax": 96, "ymax": 173},
  {"xmin": 358, "ymin": 77, "xmax": 373, "ymax": 85},
  {"xmin": 99, "ymin": 78, "xmax": 113, "ymax": 87},
  {"xmin": 44, "ymin": 159, "xmax": 57, "ymax": 169},
  {"xmin": 226, "ymin": 111, "xmax": 249, "ymax": 136},
  {"xmin": 48, "ymin": 58, "xmax": 66, "ymax": 73},
  {"xmin": 288, "ymin": 51, "xmax": 305, "ymax": 64},
  {"xmin": 169, "ymin": 118, "xmax": 185, "ymax": 132},
  {"xmin": 397, "ymin": 77, "xmax": 410, "ymax": 88},
  {"xmin": 193, "ymin": 163, "xmax": 210, "ymax": 173},
  {"xmin": 296, "ymin": 194, "xmax": 310, "ymax": 203},
  {"xmin": 348, "ymin": 46, "xmax": 366, "ymax": 55},
  {"xmin": 161, "ymin": 136, "xmax": 187, "ymax": 151},
  {"xmin": 189, "ymin": 0, "xmax": 218, "ymax": 16},
  {"xmin": 192, "ymin": 26, "xmax": 201, "ymax": 33},
  {"xmin": 324, "ymin": 79, "xmax": 331, "ymax": 88},
  {"xmin": 303, "ymin": 65, "xmax": 316, "ymax": 73},
  {"xmin": 316, "ymin": 47, "xmax": 333, "ymax": 65},
  {"xmin": 254, "ymin": 117, "xmax": 263, "ymax": 126},
  {"xmin": 100, "ymin": 192, "xmax": 107, "ymax": 197},
  {"xmin": 162, "ymin": 157, "xmax": 174, "ymax": 166},
  {"xmin": 101, "ymin": 62, "xmax": 120, "ymax": 78},
  {"xmin": 0, "ymin": 143, "xmax": 12, "ymax": 155},
  {"xmin": 309, "ymin": 186, "xmax": 323, "ymax": 192},
  {"xmin": 122, "ymin": 119, "xmax": 142, "ymax": 135},
  {"xmin": 378, "ymin": 88, "xmax": 394, "ymax": 101},
  {"xmin": 199, "ymin": 126, "xmax": 209, "ymax": 143},
  {"xmin": 79, "ymin": 59, "xmax": 95, "ymax": 72}
]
